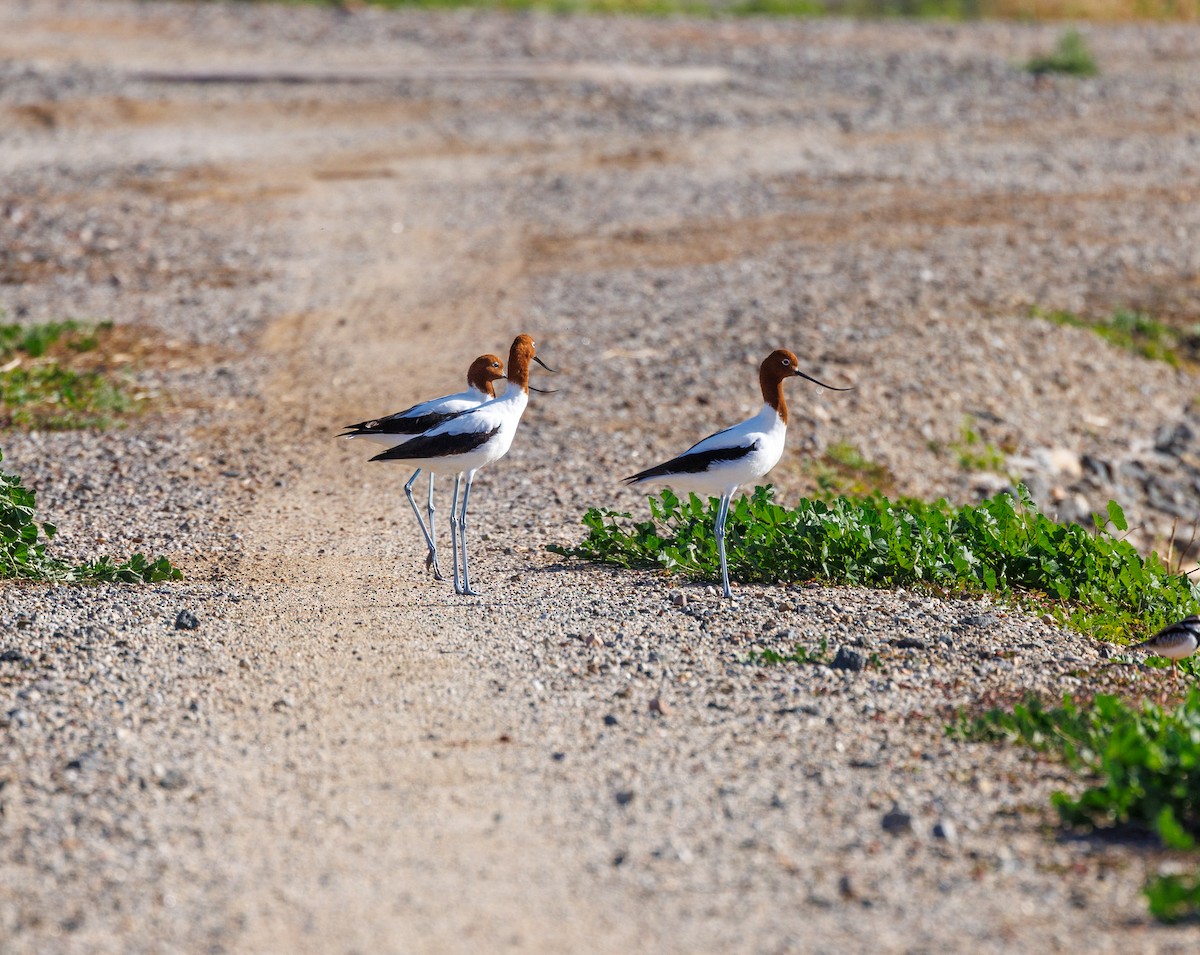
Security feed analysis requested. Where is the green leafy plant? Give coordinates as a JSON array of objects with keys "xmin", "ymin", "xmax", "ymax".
[
  {"xmin": 1032, "ymin": 306, "xmax": 1198, "ymax": 367},
  {"xmin": 1144, "ymin": 869, "xmax": 1200, "ymax": 924},
  {"xmin": 0, "ymin": 319, "xmax": 144, "ymax": 430},
  {"xmin": 552, "ymin": 487, "xmax": 1198, "ymax": 641},
  {"xmin": 952, "ymin": 691, "xmax": 1200, "ymax": 846},
  {"xmin": 752, "ymin": 638, "xmax": 831, "ymax": 665},
  {"xmin": 0, "ymin": 447, "xmax": 181, "ymax": 583},
  {"xmin": 1026, "ymin": 29, "xmax": 1099, "ymax": 76}
]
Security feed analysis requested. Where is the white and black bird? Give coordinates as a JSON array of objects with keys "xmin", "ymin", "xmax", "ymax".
[
  {"xmin": 624, "ymin": 348, "xmax": 851, "ymax": 599},
  {"xmin": 342, "ymin": 354, "xmax": 505, "ymax": 580},
  {"xmin": 367, "ymin": 334, "xmax": 554, "ymax": 595},
  {"xmin": 1133, "ymin": 615, "xmax": 1200, "ymax": 684}
]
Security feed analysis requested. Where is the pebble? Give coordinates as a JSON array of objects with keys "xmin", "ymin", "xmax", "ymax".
[{"xmin": 831, "ymin": 647, "xmax": 868, "ymax": 672}]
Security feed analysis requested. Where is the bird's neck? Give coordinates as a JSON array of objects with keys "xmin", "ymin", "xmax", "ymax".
[
  {"xmin": 506, "ymin": 359, "xmax": 530, "ymax": 394},
  {"xmin": 760, "ymin": 373, "xmax": 788, "ymax": 425}
]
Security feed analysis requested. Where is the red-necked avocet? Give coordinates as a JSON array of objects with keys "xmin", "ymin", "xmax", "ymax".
[
  {"xmin": 624, "ymin": 349, "xmax": 851, "ymax": 599},
  {"xmin": 367, "ymin": 334, "xmax": 554, "ymax": 595},
  {"xmin": 341, "ymin": 354, "xmax": 505, "ymax": 581}
]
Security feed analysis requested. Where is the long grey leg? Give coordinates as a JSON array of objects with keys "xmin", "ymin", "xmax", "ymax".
[
  {"xmin": 425, "ymin": 472, "xmax": 444, "ymax": 580},
  {"xmin": 404, "ymin": 469, "xmax": 441, "ymax": 578},
  {"xmin": 450, "ymin": 474, "xmax": 464, "ymax": 594},
  {"xmin": 716, "ymin": 491, "xmax": 734, "ymax": 599},
  {"xmin": 457, "ymin": 471, "xmax": 480, "ymax": 596}
]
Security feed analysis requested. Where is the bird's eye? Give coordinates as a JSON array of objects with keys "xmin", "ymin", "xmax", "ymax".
[{"xmin": 782, "ymin": 358, "xmax": 791, "ymax": 366}]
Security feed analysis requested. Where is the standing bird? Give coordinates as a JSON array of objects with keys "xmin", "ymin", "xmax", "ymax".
[
  {"xmin": 341, "ymin": 354, "xmax": 505, "ymax": 581},
  {"xmin": 368, "ymin": 334, "xmax": 554, "ymax": 595},
  {"xmin": 1133, "ymin": 616, "xmax": 1200, "ymax": 685},
  {"xmin": 624, "ymin": 349, "xmax": 851, "ymax": 599}
]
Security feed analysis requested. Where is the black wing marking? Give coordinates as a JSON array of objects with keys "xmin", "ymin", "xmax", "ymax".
[
  {"xmin": 340, "ymin": 408, "xmax": 464, "ymax": 439},
  {"xmin": 370, "ymin": 424, "xmax": 501, "ymax": 462},
  {"xmin": 623, "ymin": 442, "xmax": 756, "ymax": 484}
]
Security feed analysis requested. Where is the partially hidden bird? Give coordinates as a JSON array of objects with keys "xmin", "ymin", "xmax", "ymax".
[
  {"xmin": 341, "ymin": 354, "xmax": 506, "ymax": 580},
  {"xmin": 1133, "ymin": 615, "xmax": 1199, "ymax": 684}
]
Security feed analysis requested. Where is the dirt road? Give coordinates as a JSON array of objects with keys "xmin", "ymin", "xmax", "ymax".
[{"xmin": 3, "ymin": 3, "xmax": 1200, "ymax": 951}]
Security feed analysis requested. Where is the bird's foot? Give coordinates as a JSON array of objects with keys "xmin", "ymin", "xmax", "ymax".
[{"xmin": 426, "ymin": 552, "xmax": 445, "ymax": 581}]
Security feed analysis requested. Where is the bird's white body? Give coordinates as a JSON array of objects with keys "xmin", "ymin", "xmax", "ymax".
[
  {"xmin": 1137, "ymin": 616, "xmax": 1200, "ymax": 660},
  {"xmin": 390, "ymin": 388, "xmax": 530, "ymax": 478},
  {"xmin": 627, "ymin": 403, "xmax": 787, "ymax": 496}
]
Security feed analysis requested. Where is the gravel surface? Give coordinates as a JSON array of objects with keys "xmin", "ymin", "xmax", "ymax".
[{"xmin": 2, "ymin": 2, "xmax": 1200, "ymax": 952}]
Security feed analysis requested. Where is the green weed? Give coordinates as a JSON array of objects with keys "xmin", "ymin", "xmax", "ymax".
[
  {"xmin": 1026, "ymin": 29, "xmax": 1099, "ymax": 76},
  {"xmin": 551, "ymin": 487, "xmax": 1198, "ymax": 642},
  {"xmin": 954, "ymin": 690, "xmax": 1200, "ymax": 923},
  {"xmin": 808, "ymin": 441, "xmax": 896, "ymax": 497},
  {"xmin": 1144, "ymin": 869, "xmax": 1200, "ymax": 924},
  {"xmin": 0, "ymin": 446, "xmax": 181, "ymax": 583},
  {"xmin": 951, "ymin": 417, "xmax": 1007, "ymax": 472},
  {"xmin": 0, "ymin": 319, "xmax": 144, "ymax": 430},
  {"xmin": 752, "ymin": 638, "xmax": 831, "ymax": 665},
  {"xmin": 1033, "ymin": 306, "xmax": 1199, "ymax": 367},
  {"xmin": 951, "ymin": 691, "xmax": 1200, "ymax": 846}
]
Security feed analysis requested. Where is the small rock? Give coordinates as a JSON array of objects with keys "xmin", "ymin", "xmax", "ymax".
[
  {"xmin": 614, "ymin": 789, "xmax": 635, "ymax": 807},
  {"xmin": 0, "ymin": 649, "xmax": 28, "ymax": 664},
  {"xmin": 831, "ymin": 646, "xmax": 867, "ymax": 672},
  {"xmin": 932, "ymin": 819, "xmax": 958, "ymax": 843},
  {"xmin": 174, "ymin": 610, "xmax": 200, "ymax": 631},
  {"xmin": 603, "ymin": 713, "xmax": 619, "ymax": 727},
  {"xmin": 670, "ymin": 592, "xmax": 688, "ymax": 609},
  {"xmin": 158, "ymin": 768, "xmax": 187, "ymax": 791},
  {"xmin": 550, "ymin": 751, "xmax": 566, "ymax": 762},
  {"xmin": 893, "ymin": 636, "xmax": 928, "ymax": 650},
  {"xmin": 583, "ymin": 634, "xmax": 604, "ymax": 649},
  {"xmin": 648, "ymin": 696, "xmax": 669, "ymax": 716},
  {"xmin": 960, "ymin": 614, "xmax": 998, "ymax": 629},
  {"xmin": 882, "ymin": 807, "xmax": 913, "ymax": 835}
]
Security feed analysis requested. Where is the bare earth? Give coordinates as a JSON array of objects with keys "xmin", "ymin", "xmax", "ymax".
[{"xmin": 3, "ymin": 2, "xmax": 1200, "ymax": 952}]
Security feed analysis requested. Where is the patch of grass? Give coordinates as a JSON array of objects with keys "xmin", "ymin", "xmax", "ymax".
[
  {"xmin": 1033, "ymin": 306, "xmax": 1199, "ymax": 368},
  {"xmin": 551, "ymin": 487, "xmax": 1199, "ymax": 641},
  {"xmin": 752, "ymin": 638, "xmax": 832, "ymax": 665},
  {"xmin": 951, "ymin": 691, "xmax": 1200, "ymax": 847},
  {"xmin": 1026, "ymin": 29, "xmax": 1099, "ymax": 76},
  {"xmin": 0, "ymin": 446, "xmax": 181, "ymax": 583},
  {"xmin": 0, "ymin": 319, "xmax": 146, "ymax": 430},
  {"xmin": 807, "ymin": 441, "xmax": 897, "ymax": 498},
  {"xmin": 951, "ymin": 416, "xmax": 1007, "ymax": 473},
  {"xmin": 1144, "ymin": 869, "xmax": 1200, "ymax": 924},
  {"xmin": 954, "ymin": 690, "xmax": 1200, "ymax": 923}
]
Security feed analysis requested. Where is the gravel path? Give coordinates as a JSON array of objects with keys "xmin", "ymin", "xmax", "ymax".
[{"xmin": 2, "ymin": 2, "xmax": 1200, "ymax": 951}]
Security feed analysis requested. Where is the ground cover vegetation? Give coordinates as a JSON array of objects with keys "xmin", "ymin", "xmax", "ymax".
[
  {"xmin": 954, "ymin": 692, "xmax": 1200, "ymax": 922},
  {"xmin": 0, "ymin": 318, "xmax": 145, "ymax": 430},
  {"xmin": 0, "ymin": 448, "xmax": 181, "ymax": 582},
  {"xmin": 1032, "ymin": 306, "xmax": 1200, "ymax": 368},
  {"xmin": 555, "ymin": 485, "xmax": 1200, "ymax": 919},
  {"xmin": 553, "ymin": 486, "xmax": 1198, "ymax": 643}
]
